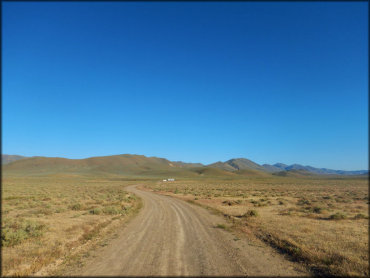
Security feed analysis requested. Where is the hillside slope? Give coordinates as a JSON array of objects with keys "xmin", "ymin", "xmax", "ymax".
[
  {"xmin": 2, "ymin": 155, "xmax": 27, "ymax": 164},
  {"xmin": 2, "ymin": 154, "xmax": 232, "ymax": 178},
  {"xmin": 208, "ymin": 158, "xmax": 266, "ymax": 172}
]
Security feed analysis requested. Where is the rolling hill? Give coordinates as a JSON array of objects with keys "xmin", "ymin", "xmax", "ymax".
[
  {"xmin": 3, "ymin": 154, "xmax": 367, "ymax": 177},
  {"xmin": 2, "ymin": 154, "xmax": 233, "ymax": 178},
  {"xmin": 2, "ymin": 154, "xmax": 27, "ymax": 164}
]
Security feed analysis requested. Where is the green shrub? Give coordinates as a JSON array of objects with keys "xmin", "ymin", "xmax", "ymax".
[
  {"xmin": 354, "ymin": 213, "xmax": 368, "ymax": 219},
  {"xmin": 243, "ymin": 210, "xmax": 258, "ymax": 217},
  {"xmin": 215, "ymin": 224, "xmax": 226, "ymax": 229},
  {"xmin": 313, "ymin": 206, "xmax": 323, "ymax": 214},
  {"xmin": 34, "ymin": 208, "xmax": 54, "ymax": 215},
  {"xmin": 1, "ymin": 219, "xmax": 45, "ymax": 247},
  {"xmin": 329, "ymin": 212, "xmax": 346, "ymax": 220},
  {"xmin": 297, "ymin": 198, "xmax": 310, "ymax": 206},
  {"xmin": 102, "ymin": 206, "xmax": 122, "ymax": 215},
  {"xmin": 89, "ymin": 208, "xmax": 102, "ymax": 215},
  {"xmin": 70, "ymin": 203, "xmax": 83, "ymax": 211},
  {"xmin": 55, "ymin": 207, "xmax": 66, "ymax": 213}
]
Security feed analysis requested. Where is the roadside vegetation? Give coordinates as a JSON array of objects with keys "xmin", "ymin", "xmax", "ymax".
[
  {"xmin": 1, "ymin": 175, "xmax": 142, "ymax": 276},
  {"xmin": 146, "ymin": 176, "xmax": 369, "ymax": 276}
]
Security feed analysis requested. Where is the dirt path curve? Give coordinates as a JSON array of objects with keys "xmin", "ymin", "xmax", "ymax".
[{"xmin": 74, "ymin": 185, "xmax": 309, "ymax": 276}]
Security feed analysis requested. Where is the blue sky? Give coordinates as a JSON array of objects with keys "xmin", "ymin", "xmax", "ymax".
[{"xmin": 2, "ymin": 2, "xmax": 368, "ymax": 170}]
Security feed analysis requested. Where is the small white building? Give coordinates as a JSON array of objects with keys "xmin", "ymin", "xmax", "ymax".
[
  {"xmin": 167, "ymin": 178, "xmax": 175, "ymax": 181},
  {"xmin": 163, "ymin": 179, "xmax": 167, "ymax": 182}
]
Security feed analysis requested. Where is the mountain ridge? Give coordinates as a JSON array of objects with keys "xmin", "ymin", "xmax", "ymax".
[
  {"xmin": 2, "ymin": 154, "xmax": 367, "ymax": 176},
  {"xmin": 263, "ymin": 162, "xmax": 368, "ymax": 175}
]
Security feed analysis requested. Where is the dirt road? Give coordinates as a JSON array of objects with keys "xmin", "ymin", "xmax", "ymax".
[{"xmin": 72, "ymin": 185, "xmax": 308, "ymax": 276}]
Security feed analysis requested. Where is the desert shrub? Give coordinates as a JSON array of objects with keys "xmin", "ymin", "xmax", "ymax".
[
  {"xmin": 102, "ymin": 206, "xmax": 122, "ymax": 215},
  {"xmin": 1, "ymin": 219, "xmax": 45, "ymax": 247},
  {"xmin": 313, "ymin": 206, "xmax": 323, "ymax": 214},
  {"xmin": 222, "ymin": 200, "xmax": 235, "ymax": 206},
  {"xmin": 215, "ymin": 224, "xmax": 226, "ymax": 229},
  {"xmin": 55, "ymin": 207, "xmax": 66, "ymax": 213},
  {"xmin": 70, "ymin": 203, "xmax": 83, "ymax": 211},
  {"xmin": 33, "ymin": 208, "xmax": 54, "ymax": 215},
  {"xmin": 243, "ymin": 210, "xmax": 258, "ymax": 217},
  {"xmin": 89, "ymin": 208, "xmax": 102, "ymax": 215},
  {"xmin": 1, "ymin": 229, "xmax": 28, "ymax": 247},
  {"xmin": 128, "ymin": 194, "xmax": 137, "ymax": 200},
  {"xmin": 279, "ymin": 239, "xmax": 302, "ymax": 257},
  {"xmin": 297, "ymin": 198, "xmax": 310, "ymax": 206},
  {"xmin": 354, "ymin": 213, "xmax": 368, "ymax": 219},
  {"xmin": 254, "ymin": 202, "xmax": 267, "ymax": 207},
  {"xmin": 81, "ymin": 226, "xmax": 100, "ymax": 241},
  {"xmin": 329, "ymin": 212, "xmax": 347, "ymax": 220},
  {"xmin": 279, "ymin": 208, "xmax": 295, "ymax": 216}
]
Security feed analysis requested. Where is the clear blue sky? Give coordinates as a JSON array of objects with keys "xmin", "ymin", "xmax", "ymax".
[{"xmin": 2, "ymin": 2, "xmax": 368, "ymax": 170}]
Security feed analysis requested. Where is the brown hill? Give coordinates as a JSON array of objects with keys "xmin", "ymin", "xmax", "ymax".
[
  {"xmin": 207, "ymin": 161, "xmax": 236, "ymax": 172},
  {"xmin": 208, "ymin": 158, "xmax": 267, "ymax": 172},
  {"xmin": 189, "ymin": 167, "xmax": 237, "ymax": 177},
  {"xmin": 2, "ymin": 154, "xmax": 234, "ymax": 178},
  {"xmin": 235, "ymin": 169, "xmax": 270, "ymax": 177},
  {"xmin": 2, "ymin": 154, "xmax": 27, "ymax": 164}
]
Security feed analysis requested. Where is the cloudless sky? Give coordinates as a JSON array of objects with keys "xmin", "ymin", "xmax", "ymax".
[{"xmin": 2, "ymin": 2, "xmax": 368, "ymax": 170}]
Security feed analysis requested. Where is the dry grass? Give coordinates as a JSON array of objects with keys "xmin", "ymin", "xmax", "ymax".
[
  {"xmin": 145, "ymin": 176, "xmax": 369, "ymax": 276},
  {"xmin": 1, "ymin": 175, "xmax": 142, "ymax": 276}
]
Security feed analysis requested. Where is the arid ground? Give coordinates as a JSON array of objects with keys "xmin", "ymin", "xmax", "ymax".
[
  {"xmin": 2, "ymin": 156, "xmax": 368, "ymax": 276},
  {"xmin": 145, "ymin": 176, "xmax": 369, "ymax": 276}
]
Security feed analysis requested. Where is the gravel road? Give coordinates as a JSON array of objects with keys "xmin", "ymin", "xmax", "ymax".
[{"xmin": 73, "ymin": 185, "xmax": 308, "ymax": 276}]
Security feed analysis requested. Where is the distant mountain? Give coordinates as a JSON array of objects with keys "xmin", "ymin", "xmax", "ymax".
[
  {"xmin": 3, "ymin": 153, "xmax": 367, "ymax": 177},
  {"xmin": 2, "ymin": 155, "xmax": 27, "ymax": 164},
  {"xmin": 208, "ymin": 158, "xmax": 266, "ymax": 172},
  {"xmin": 262, "ymin": 164, "xmax": 282, "ymax": 172},
  {"xmin": 209, "ymin": 158, "xmax": 367, "ymax": 176},
  {"xmin": 263, "ymin": 163, "xmax": 368, "ymax": 176},
  {"xmin": 272, "ymin": 169, "xmax": 315, "ymax": 177},
  {"xmin": 273, "ymin": 163, "xmax": 288, "ymax": 170}
]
